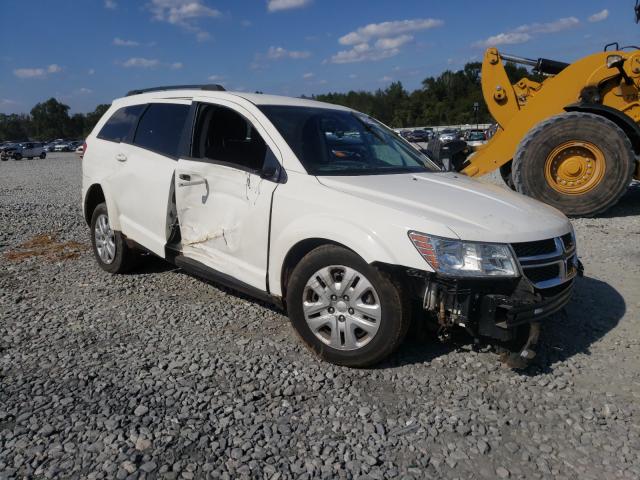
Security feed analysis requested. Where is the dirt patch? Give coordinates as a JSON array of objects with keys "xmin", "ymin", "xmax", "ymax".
[{"xmin": 4, "ymin": 233, "xmax": 87, "ymax": 262}]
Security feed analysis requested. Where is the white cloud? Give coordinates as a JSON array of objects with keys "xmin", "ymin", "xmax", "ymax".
[
  {"xmin": 514, "ymin": 17, "xmax": 579, "ymax": 34},
  {"xmin": 473, "ymin": 16, "xmax": 579, "ymax": 48},
  {"xmin": 329, "ymin": 18, "xmax": 440, "ymax": 64},
  {"xmin": 266, "ymin": 46, "xmax": 311, "ymax": 60},
  {"xmin": 13, "ymin": 64, "xmax": 62, "ymax": 79},
  {"xmin": 330, "ymin": 42, "xmax": 400, "ymax": 64},
  {"xmin": 113, "ymin": 37, "xmax": 140, "ymax": 47},
  {"xmin": 588, "ymin": 9, "xmax": 609, "ymax": 23},
  {"xmin": 104, "ymin": 0, "xmax": 117, "ymax": 9},
  {"xmin": 208, "ymin": 74, "xmax": 224, "ymax": 81},
  {"xmin": 121, "ymin": 57, "xmax": 183, "ymax": 69},
  {"xmin": 472, "ymin": 32, "xmax": 532, "ymax": 48},
  {"xmin": 379, "ymin": 76, "xmax": 393, "ymax": 82},
  {"xmin": 303, "ymin": 72, "xmax": 314, "ymax": 79},
  {"xmin": 348, "ymin": 73, "xmax": 357, "ymax": 79},
  {"xmin": 0, "ymin": 98, "xmax": 18, "ymax": 106},
  {"xmin": 374, "ymin": 34, "xmax": 413, "ymax": 50},
  {"xmin": 88, "ymin": 69, "xmax": 95, "ymax": 75},
  {"xmin": 267, "ymin": 0, "xmax": 312, "ymax": 12},
  {"xmin": 148, "ymin": 0, "xmax": 219, "ymax": 39},
  {"xmin": 122, "ymin": 57, "xmax": 160, "ymax": 68},
  {"xmin": 78, "ymin": 88, "xmax": 93, "ymax": 94},
  {"xmin": 241, "ymin": 19, "xmax": 252, "ymax": 27},
  {"xmin": 339, "ymin": 18, "xmax": 443, "ymax": 46}
]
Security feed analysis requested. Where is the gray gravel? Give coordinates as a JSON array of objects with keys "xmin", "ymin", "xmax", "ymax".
[{"xmin": 1, "ymin": 153, "xmax": 639, "ymax": 479}]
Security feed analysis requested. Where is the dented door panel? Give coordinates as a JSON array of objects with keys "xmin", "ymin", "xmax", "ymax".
[{"xmin": 175, "ymin": 158, "xmax": 277, "ymax": 290}]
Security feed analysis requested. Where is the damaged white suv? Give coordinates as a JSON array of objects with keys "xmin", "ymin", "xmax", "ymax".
[{"xmin": 82, "ymin": 85, "xmax": 581, "ymax": 367}]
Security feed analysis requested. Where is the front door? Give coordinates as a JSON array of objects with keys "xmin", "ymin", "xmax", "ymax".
[{"xmin": 174, "ymin": 100, "xmax": 282, "ymax": 290}]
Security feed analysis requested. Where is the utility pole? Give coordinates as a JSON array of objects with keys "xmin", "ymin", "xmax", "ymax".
[{"xmin": 473, "ymin": 102, "xmax": 479, "ymax": 130}]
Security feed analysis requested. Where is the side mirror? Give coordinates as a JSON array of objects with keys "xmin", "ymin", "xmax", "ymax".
[
  {"xmin": 260, "ymin": 148, "xmax": 284, "ymax": 182},
  {"xmin": 260, "ymin": 163, "xmax": 279, "ymax": 180}
]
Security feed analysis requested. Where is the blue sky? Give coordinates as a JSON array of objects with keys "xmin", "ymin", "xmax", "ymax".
[{"xmin": 0, "ymin": 0, "xmax": 635, "ymax": 114}]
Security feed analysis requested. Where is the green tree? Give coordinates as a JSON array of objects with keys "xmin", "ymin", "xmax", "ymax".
[{"xmin": 30, "ymin": 98, "xmax": 72, "ymax": 140}]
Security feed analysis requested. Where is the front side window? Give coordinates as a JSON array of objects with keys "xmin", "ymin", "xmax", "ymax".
[
  {"xmin": 133, "ymin": 103, "xmax": 190, "ymax": 157},
  {"xmin": 191, "ymin": 103, "xmax": 267, "ymax": 172},
  {"xmin": 259, "ymin": 106, "xmax": 440, "ymax": 176},
  {"xmin": 97, "ymin": 104, "xmax": 145, "ymax": 143}
]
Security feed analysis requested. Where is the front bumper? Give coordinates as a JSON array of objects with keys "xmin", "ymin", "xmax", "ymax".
[
  {"xmin": 477, "ymin": 279, "xmax": 574, "ymax": 341},
  {"xmin": 419, "ymin": 271, "xmax": 576, "ymax": 343}
]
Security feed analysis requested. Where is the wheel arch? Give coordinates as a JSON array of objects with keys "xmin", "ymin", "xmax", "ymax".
[
  {"xmin": 565, "ymin": 103, "xmax": 640, "ymax": 154},
  {"xmin": 277, "ymin": 238, "xmax": 354, "ymax": 306},
  {"xmin": 83, "ymin": 184, "xmax": 106, "ymax": 226}
]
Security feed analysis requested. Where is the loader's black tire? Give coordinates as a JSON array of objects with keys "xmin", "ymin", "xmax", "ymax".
[
  {"xmin": 512, "ymin": 112, "xmax": 635, "ymax": 217},
  {"xmin": 499, "ymin": 161, "xmax": 516, "ymax": 190}
]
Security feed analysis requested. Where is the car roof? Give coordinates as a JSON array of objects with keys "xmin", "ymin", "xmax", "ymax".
[{"xmin": 112, "ymin": 89, "xmax": 352, "ymax": 112}]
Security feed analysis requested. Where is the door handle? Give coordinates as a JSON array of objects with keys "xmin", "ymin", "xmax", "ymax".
[
  {"xmin": 178, "ymin": 173, "xmax": 206, "ymax": 187},
  {"xmin": 115, "ymin": 153, "xmax": 127, "ymax": 162}
]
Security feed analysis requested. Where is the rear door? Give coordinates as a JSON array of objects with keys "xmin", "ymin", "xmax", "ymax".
[
  {"xmin": 174, "ymin": 99, "xmax": 283, "ymax": 290},
  {"xmin": 108, "ymin": 100, "xmax": 191, "ymax": 256}
]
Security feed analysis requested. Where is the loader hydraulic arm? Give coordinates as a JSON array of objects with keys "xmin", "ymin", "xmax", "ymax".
[{"xmin": 461, "ymin": 47, "xmax": 640, "ymax": 177}]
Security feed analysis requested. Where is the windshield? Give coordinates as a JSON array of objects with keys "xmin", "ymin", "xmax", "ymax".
[
  {"xmin": 259, "ymin": 106, "xmax": 440, "ymax": 176},
  {"xmin": 467, "ymin": 132, "xmax": 485, "ymax": 140}
]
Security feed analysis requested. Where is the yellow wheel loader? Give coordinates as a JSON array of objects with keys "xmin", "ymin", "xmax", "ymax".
[{"xmin": 446, "ymin": 10, "xmax": 640, "ymax": 217}]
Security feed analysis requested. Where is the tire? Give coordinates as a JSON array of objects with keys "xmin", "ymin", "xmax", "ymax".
[
  {"xmin": 512, "ymin": 112, "xmax": 635, "ymax": 216},
  {"xmin": 499, "ymin": 161, "xmax": 516, "ymax": 190},
  {"xmin": 90, "ymin": 202, "xmax": 138, "ymax": 274},
  {"xmin": 13, "ymin": 153, "xmax": 22, "ymax": 160},
  {"xmin": 40, "ymin": 152, "xmax": 46, "ymax": 159},
  {"xmin": 286, "ymin": 245, "xmax": 409, "ymax": 367}
]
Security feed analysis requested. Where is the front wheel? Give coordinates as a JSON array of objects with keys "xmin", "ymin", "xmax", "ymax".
[
  {"xmin": 40, "ymin": 152, "xmax": 46, "ymax": 159},
  {"xmin": 513, "ymin": 112, "xmax": 634, "ymax": 216},
  {"xmin": 13, "ymin": 153, "xmax": 22, "ymax": 160},
  {"xmin": 90, "ymin": 203, "xmax": 139, "ymax": 273},
  {"xmin": 286, "ymin": 245, "xmax": 409, "ymax": 367}
]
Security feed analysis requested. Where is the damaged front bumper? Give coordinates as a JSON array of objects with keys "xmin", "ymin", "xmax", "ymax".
[{"xmin": 414, "ymin": 261, "xmax": 581, "ymax": 365}]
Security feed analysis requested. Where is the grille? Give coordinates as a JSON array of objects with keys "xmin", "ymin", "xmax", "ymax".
[
  {"xmin": 523, "ymin": 264, "xmax": 560, "ymax": 283},
  {"xmin": 511, "ymin": 238, "xmax": 557, "ymax": 258}
]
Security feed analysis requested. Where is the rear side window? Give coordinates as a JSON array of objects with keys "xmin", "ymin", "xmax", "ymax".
[
  {"xmin": 133, "ymin": 103, "xmax": 190, "ymax": 157},
  {"xmin": 97, "ymin": 105, "xmax": 145, "ymax": 142}
]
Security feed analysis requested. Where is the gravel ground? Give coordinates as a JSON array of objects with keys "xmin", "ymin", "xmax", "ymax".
[{"xmin": 1, "ymin": 153, "xmax": 639, "ymax": 479}]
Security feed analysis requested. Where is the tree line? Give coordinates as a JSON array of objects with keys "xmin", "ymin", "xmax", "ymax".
[
  {"xmin": 0, "ymin": 99, "xmax": 110, "ymax": 142},
  {"xmin": 1, "ymin": 61, "xmax": 538, "ymax": 141}
]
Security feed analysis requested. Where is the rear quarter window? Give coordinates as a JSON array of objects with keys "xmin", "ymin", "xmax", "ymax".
[
  {"xmin": 132, "ymin": 103, "xmax": 190, "ymax": 158},
  {"xmin": 97, "ymin": 105, "xmax": 145, "ymax": 143}
]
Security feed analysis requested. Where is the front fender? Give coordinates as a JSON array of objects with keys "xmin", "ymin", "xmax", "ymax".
[{"xmin": 268, "ymin": 213, "xmax": 430, "ymax": 297}]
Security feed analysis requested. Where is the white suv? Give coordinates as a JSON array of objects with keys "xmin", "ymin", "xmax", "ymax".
[{"xmin": 82, "ymin": 85, "xmax": 580, "ymax": 367}]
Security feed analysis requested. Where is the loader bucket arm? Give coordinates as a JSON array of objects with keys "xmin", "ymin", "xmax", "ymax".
[{"xmin": 462, "ymin": 48, "xmax": 636, "ymax": 177}]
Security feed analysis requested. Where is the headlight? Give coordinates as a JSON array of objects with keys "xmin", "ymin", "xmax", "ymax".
[{"xmin": 408, "ymin": 231, "xmax": 518, "ymax": 277}]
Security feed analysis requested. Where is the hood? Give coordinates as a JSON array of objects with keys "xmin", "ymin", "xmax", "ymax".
[{"xmin": 317, "ymin": 172, "xmax": 570, "ymax": 243}]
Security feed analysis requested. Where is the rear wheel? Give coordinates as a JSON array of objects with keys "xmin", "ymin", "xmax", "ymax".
[
  {"xmin": 90, "ymin": 203, "xmax": 138, "ymax": 274},
  {"xmin": 286, "ymin": 245, "xmax": 409, "ymax": 367},
  {"xmin": 40, "ymin": 152, "xmax": 46, "ymax": 159},
  {"xmin": 13, "ymin": 153, "xmax": 22, "ymax": 160},
  {"xmin": 513, "ymin": 112, "xmax": 634, "ymax": 216}
]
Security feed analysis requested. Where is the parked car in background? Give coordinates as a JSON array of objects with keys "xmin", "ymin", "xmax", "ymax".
[
  {"xmin": 464, "ymin": 129, "xmax": 487, "ymax": 148},
  {"xmin": 53, "ymin": 142, "xmax": 74, "ymax": 152},
  {"xmin": 406, "ymin": 129, "xmax": 430, "ymax": 143},
  {"xmin": 75, "ymin": 143, "xmax": 85, "ymax": 156},
  {"xmin": 0, "ymin": 142, "xmax": 46, "ymax": 160},
  {"xmin": 438, "ymin": 129, "xmax": 459, "ymax": 143}
]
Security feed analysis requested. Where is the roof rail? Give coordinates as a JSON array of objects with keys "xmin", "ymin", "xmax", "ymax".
[{"xmin": 125, "ymin": 84, "xmax": 225, "ymax": 96}]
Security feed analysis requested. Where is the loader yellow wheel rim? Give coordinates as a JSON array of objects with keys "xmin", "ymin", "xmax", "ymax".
[{"xmin": 544, "ymin": 141, "xmax": 606, "ymax": 195}]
